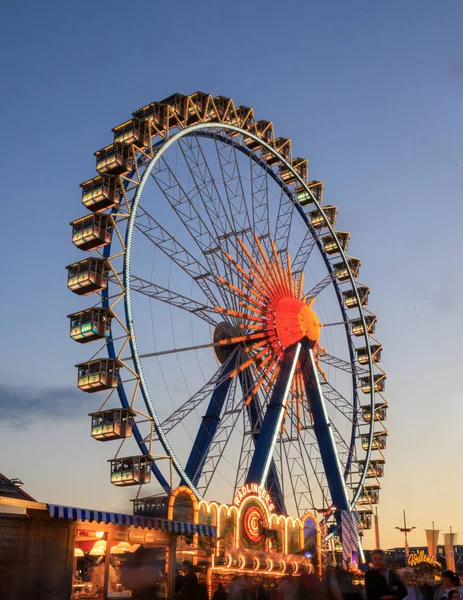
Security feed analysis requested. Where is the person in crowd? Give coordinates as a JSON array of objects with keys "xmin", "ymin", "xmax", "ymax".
[
  {"xmin": 433, "ymin": 572, "xmax": 462, "ymax": 600},
  {"xmin": 177, "ymin": 560, "xmax": 198, "ymax": 600},
  {"xmin": 229, "ymin": 576, "xmax": 253, "ymax": 600},
  {"xmin": 323, "ymin": 564, "xmax": 343, "ymax": 600},
  {"xmin": 298, "ymin": 567, "xmax": 325, "ymax": 600},
  {"xmin": 448, "ymin": 591, "xmax": 462, "ymax": 600},
  {"xmin": 213, "ymin": 583, "xmax": 228, "ymax": 600},
  {"xmin": 365, "ymin": 549, "xmax": 407, "ymax": 600},
  {"xmin": 401, "ymin": 570, "xmax": 423, "ymax": 600},
  {"xmin": 278, "ymin": 574, "xmax": 299, "ymax": 600},
  {"xmin": 175, "ymin": 570, "xmax": 184, "ymax": 595},
  {"xmin": 90, "ymin": 556, "xmax": 118, "ymax": 593}
]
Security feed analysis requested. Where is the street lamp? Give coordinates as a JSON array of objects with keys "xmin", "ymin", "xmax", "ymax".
[{"xmin": 395, "ymin": 510, "xmax": 416, "ymax": 564}]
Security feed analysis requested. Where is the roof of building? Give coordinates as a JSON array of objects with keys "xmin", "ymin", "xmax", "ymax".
[{"xmin": 0, "ymin": 474, "xmax": 36, "ymax": 502}]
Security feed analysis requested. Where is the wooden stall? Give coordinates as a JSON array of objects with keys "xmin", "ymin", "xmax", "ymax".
[{"xmin": 0, "ymin": 495, "xmax": 215, "ymax": 600}]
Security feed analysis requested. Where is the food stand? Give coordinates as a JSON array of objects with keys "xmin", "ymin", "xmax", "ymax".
[{"xmin": 0, "ymin": 494, "xmax": 215, "ymax": 600}]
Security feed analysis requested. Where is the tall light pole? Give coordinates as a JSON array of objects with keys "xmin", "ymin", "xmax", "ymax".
[{"xmin": 395, "ymin": 510, "xmax": 416, "ymax": 564}]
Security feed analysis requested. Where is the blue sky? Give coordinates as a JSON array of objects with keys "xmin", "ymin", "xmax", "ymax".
[{"xmin": 1, "ymin": 0, "xmax": 462, "ymax": 549}]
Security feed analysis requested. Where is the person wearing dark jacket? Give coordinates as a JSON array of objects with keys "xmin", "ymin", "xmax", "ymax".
[
  {"xmin": 365, "ymin": 550, "xmax": 407, "ymax": 600},
  {"xmin": 177, "ymin": 560, "xmax": 198, "ymax": 600}
]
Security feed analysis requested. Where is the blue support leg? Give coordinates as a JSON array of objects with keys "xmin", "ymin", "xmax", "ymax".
[
  {"xmin": 299, "ymin": 341, "xmax": 364, "ymax": 562},
  {"xmin": 239, "ymin": 367, "xmax": 285, "ymax": 514},
  {"xmin": 245, "ymin": 344, "xmax": 301, "ymax": 492},
  {"xmin": 298, "ymin": 342, "xmax": 351, "ymax": 511},
  {"xmin": 184, "ymin": 357, "xmax": 235, "ymax": 486}
]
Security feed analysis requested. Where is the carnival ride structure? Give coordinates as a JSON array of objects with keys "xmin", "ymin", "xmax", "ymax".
[{"xmin": 66, "ymin": 92, "xmax": 388, "ymax": 551}]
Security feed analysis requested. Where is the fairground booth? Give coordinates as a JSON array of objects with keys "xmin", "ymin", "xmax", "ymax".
[
  {"xmin": 0, "ymin": 483, "xmax": 320, "ymax": 600},
  {"xmin": 169, "ymin": 484, "xmax": 321, "ymax": 597},
  {"xmin": 0, "ymin": 492, "xmax": 213, "ymax": 600}
]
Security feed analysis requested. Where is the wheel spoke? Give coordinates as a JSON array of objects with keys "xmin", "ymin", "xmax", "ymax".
[
  {"xmin": 305, "ymin": 272, "xmax": 336, "ymax": 300},
  {"xmin": 249, "ymin": 146, "xmax": 272, "ymax": 257},
  {"xmin": 317, "ymin": 348, "xmax": 369, "ymax": 377},
  {"xmin": 130, "ymin": 274, "xmax": 218, "ymax": 328},
  {"xmin": 177, "ymin": 135, "xmax": 242, "ymax": 312},
  {"xmin": 274, "ymin": 184, "xmax": 295, "ymax": 268},
  {"xmin": 213, "ymin": 134, "xmax": 254, "ymax": 246},
  {"xmin": 197, "ymin": 375, "xmax": 242, "ymax": 496},
  {"xmin": 133, "ymin": 204, "xmax": 222, "ymax": 307},
  {"xmin": 158, "ymin": 347, "xmax": 240, "ymax": 435},
  {"xmin": 291, "ymin": 230, "xmax": 317, "ymax": 281},
  {"xmin": 149, "ymin": 151, "xmax": 238, "ymax": 313}
]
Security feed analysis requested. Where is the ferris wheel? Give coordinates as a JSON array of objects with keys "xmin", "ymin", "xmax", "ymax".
[{"xmin": 66, "ymin": 92, "xmax": 388, "ymax": 537}]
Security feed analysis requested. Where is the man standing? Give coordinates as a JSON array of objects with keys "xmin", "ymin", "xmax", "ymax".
[
  {"xmin": 177, "ymin": 560, "xmax": 198, "ymax": 600},
  {"xmin": 365, "ymin": 550, "xmax": 407, "ymax": 600}
]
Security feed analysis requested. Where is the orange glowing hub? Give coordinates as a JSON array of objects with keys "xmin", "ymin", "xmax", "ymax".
[
  {"xmin": 275, "ymin": 297, "xmax": 320, "ymax": 349},
  {"xmin": 213, "ymin": 235, "xmax": 326, "ymax": 414}
]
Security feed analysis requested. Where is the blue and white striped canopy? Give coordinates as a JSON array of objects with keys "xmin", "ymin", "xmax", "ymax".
[{"xmin": 47, "ymin": 504, "xmax": 215, "ymax": 537}]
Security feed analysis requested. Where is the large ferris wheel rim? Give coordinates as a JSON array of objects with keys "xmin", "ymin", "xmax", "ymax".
[{"xmin": 121, "ymin": 119, "xmax": 377, "ymax": 507}]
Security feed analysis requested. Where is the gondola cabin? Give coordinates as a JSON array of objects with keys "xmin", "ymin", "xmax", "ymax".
[
  {"xmin": 361, "ymin": 403, "xmax": 387, "ymax": 423},
  {"xmin": 110, "ymin": 456, "xmax": 151, "ymax": 486},
  {"xmin": 71, "ymin": 214, "xmax": 112, "ymax": 252},
  {"xmin": 279, "ymin": 157, "xmax": 308, "ymax": 185},
  {"xmin": 360, "ymin": 372, "xmax": 386, "ymax": 394},
  {"xmin": 90, "ymin": 408, "xmax": 135, "ymax": 441},
  {"xmin": 308, "ymin": 205, "xmax": 338, "ymax": 230},
  {"xmin": 333, "ymin": 257, "xmax": 361, "ymax": 282},
  {"xmin": 76, "ymin": 358, "xmax": 121, "ymax": 393},
  {"xmin": 95, "ymin": 143, "xmax": 132, "ymax": 176},
  {"xmin": 274, "ymin": 138, "xmax": 292, "ymax": 162},
  {"xmin": 80, "ymin": 175, "xmax": 121, "ymax": 213},
  {"xmin": 361, "ymin": 432, "xmax": 387, "ymax": 452},
  {"xmin": 357, "ymin": 510, "xmax": 373, "ymax": 530},
  {"xmin": 342, "ymin": 285, "xmax": 369, "ymax": 308},
  {"xmin": 262, "ymin": 137, "xmax": 291, "ymax": 166},
  {"xmin": 66, "ymin": 258, "xmax": 108, "ymax": 296},
  {"xmin": 161, "ymin": 93, "xmax": 188, "ymax": 126},
  {"xmin": 297, "ymin": 180, "xmax": 324, "ymax": 207},
  {"xmin": 351, "ymin": 314, "xmax": 377, "ymax": 337},
  {"xmin": 68, "ymin": 308, "xmax": 112, "ymax": 343},
  {"xmin": 186, "ymin": 92, "xmax": 212, "ymax": 125},
  {"xmin": 76, "ymin": 358, "xmax": 120, "ymax": 394},
  {"xmin": 245, "ymin": 120, "xmax": 274, "ymax": 151},
  {"xmin": 213, "ymin": 96, "xmax": 234, "ymax": 121},
  {"xmin": 232, "ymin": 105, "xmax": 254, "ymax": 129},
  {"xmin": 357, "ymin": 485, "xmax": 380, "ymax": 506},
  {"xmin": 359, "ymin": 459, "xmax": 385, "ymax": 479},
  {"xmin": 112, "ymin": 118, "xmax": 146, "ymax": 147},
  {"xmin": 132, "ymin": 101, "xmax": 168, "ymax": 130},
  {"xmin": 356, "ymin": 344, "xmax": 382, "ymax": 365},
  {"xmin": 132, "ymin": 495, "xmax": 169, "ymax": 518},
  {"xmin": 322, "ymin": 231, "xmax": 350, "ymax": 255}
]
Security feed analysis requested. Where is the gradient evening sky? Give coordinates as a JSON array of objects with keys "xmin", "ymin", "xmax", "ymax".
[{"xmin": 1, "ymin": 0, "xmax": 462, "ymax": 550}]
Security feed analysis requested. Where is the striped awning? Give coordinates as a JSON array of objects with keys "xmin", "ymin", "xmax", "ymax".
[{"xmin": 47, "ymin": 504, "xmax": 215, "ymax": 537}]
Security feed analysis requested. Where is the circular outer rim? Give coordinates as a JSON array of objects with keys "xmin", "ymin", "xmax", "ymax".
[{"xmin": 121, "ymin": 121, "xmax": 376, "ymax": 507}]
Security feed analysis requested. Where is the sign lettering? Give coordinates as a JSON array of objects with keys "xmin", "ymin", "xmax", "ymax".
[{"xmin": 233, "ymin": 483, "xmax": 275, "ymax": 513}]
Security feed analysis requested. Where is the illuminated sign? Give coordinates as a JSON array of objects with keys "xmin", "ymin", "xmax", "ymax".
[
  {"xmin": 408, "ymin": 549, "xmax": 440, "ymax": 567},
  {"xmin": 233, "ymin": 483, "xmax": 275, "ymax": 513}
]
